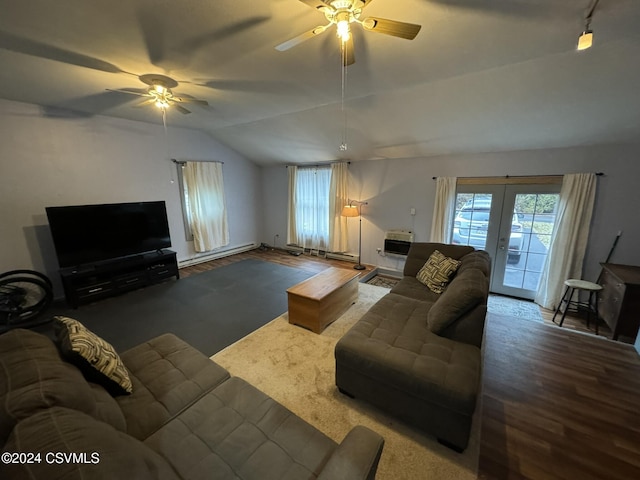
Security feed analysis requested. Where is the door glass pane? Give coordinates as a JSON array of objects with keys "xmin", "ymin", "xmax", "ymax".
[
  {"xmin": 502, "ymin": 193, "xmax": 559, "ymax": 291},
  {"xmin": 452, "ymin": 193, "xmax": 492, "ymax": 251}
]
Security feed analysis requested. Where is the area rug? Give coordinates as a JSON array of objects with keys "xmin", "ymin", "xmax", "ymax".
[
  {"xmin": 366, "ymin": 274, "xmax": 401, "ymax": 289},
  {"xmin": 212, "ymin": 283, "xmax": 480, "ymax": 480},
  {"xmin": 487, "ymin": 294, "xmax": 543, "ymax": 321},
  {"xmin": 49, "ymin": 259, "xmax": 314, "ymax": 355}
]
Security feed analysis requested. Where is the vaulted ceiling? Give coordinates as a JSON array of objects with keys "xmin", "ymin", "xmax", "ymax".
[{"xmin": 1, "ymin": 0, "xmax": 638, "ymax": 165}]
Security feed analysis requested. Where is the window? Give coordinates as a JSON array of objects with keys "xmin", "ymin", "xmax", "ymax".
[
  {"xmin": 291, "ymin": 166, "xmax": 331, "ymax": 250},
  {"xmin": 287, "ymin": 163, "xmax": 349, "ymax": 253}
]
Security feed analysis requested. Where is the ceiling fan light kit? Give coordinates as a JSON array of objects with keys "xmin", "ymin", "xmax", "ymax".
[
  {"xmin": 275, "ymin": 0, "xmax": 422, "ymax": 58},
  {"xmin": 106, "ymin": 73, "xmax": 208, "ymax": 115},
  {"xmin": 276, "ymin": 1, "xmax": 422, "ymax": 152}
]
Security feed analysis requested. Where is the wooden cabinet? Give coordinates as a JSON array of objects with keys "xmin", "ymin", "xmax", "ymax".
[
  {"xmin": 60, "ymin": 250, "xmax": 179, "ymax": 308},
  {"xmin": 597, "ymin": 263, "xmax": 640, "ymax": 341}
]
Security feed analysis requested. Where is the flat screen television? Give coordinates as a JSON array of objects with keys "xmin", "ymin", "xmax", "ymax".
[{"xmin": 46, "ymin": 201, "xmax": 172, "ymax": 268}]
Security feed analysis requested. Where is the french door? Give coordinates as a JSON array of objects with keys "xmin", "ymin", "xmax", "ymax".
[{"xmin": 452, "ymin": 184, "xmax": 560, "ymax": 299}]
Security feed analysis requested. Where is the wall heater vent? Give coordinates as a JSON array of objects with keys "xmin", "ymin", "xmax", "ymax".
[
  {"xmin": 384, "ymin": 230, "xmax": 414, "ymax": 256},
  {"xmin": 286, "ymin": 244, "xmax": 359, "ymax": 264}
]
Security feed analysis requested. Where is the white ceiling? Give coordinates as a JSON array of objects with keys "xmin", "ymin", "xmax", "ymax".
[{"xmin": 0, "ymin": 0, "xmax": 638, "ymax": 166}]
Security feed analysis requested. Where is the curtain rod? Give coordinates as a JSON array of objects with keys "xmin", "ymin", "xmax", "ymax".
[
  {"xmin": 172, "ymin": 159, "xmax": 224, "ymax": 165},
  {"xmin": 285, "ymin": 161, "xmax": 350, "ymax": 168},
  {"xmin": 431, "ymin": 172, "xmax": 604, "ymax": 180}
]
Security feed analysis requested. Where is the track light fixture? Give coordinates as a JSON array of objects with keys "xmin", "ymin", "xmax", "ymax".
[{"xmin": 578, "ymin": 0, "xmax": 600, "ymax": 51}]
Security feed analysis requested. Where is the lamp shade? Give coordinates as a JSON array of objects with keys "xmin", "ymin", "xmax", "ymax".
[{"xmin": 341, "ymin": 205, "xmax": 359, "ymax": 217}]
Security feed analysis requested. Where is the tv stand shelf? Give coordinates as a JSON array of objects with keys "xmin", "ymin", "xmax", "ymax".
[{"xmin": 60, "ymin": 250, "xmax": 179, "ymax": 308}]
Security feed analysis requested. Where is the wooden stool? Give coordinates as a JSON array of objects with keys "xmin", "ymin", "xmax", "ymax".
[{"xmin": 552, "ymin": 279, "xmax": 603, "ymax": 334}]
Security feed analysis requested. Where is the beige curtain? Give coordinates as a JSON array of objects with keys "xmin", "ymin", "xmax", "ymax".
[
  {"xmin": 535, "ymin": 173, "xmax": 597, "ymax": 309},
  {"xmin": 429, "ymin": 177, "xmax": 457, "ymax": 243},
  {"xmin": 287, "ymin": 166, "xmax": 298, "ymax": 245},
  {"xmin": 329, "ymin": 162, "xmax": 349, "ymax": 252},
  {"xmin": 183, "ymin": 161, "xmax": 229, "ymax": 253}
]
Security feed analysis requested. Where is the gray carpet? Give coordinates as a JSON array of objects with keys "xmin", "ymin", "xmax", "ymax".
[{"xmin": 40, "ymin": 259, "xmax": 314, "ymax": 356}]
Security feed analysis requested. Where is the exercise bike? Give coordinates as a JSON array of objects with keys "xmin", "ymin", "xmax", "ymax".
[{"xmin": 0, "ymin": 270, "xmax": 53, "ymax": 332}]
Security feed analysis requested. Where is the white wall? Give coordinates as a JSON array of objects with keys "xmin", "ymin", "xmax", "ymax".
[
  {"xmin": 0, "ymin": 98, "xmax": 261, "ymax": 296},
  {"xmin": 261, "ymin": 144, "xmax": 640, "ymax": 282},
  {"xmin": 260, "ymin": 166, "xmax": 289, "ymax": 250}
]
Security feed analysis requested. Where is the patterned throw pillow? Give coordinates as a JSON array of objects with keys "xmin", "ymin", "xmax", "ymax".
[
  {"xmin": 416, "ymin": 250, "xmax": 462, "ymax": 294},
  {"xmin": 54, "ymin": 316, "xmax": 133, "ymax": 396}
]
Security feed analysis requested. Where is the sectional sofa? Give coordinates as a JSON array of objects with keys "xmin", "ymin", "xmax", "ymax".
[
  {"xmin": 335, "ymin": 242, "xmax": 491, "ymax": 451},
  {"xmin": 0, "ymin": 328, "xmax": 384, "ymax": 479}
]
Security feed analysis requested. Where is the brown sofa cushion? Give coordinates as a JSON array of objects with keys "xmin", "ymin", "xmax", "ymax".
[
  {"xmin": 0, "ymin": 407, "xmax": 178, "ymax": 480},
  {"xmin": 427, "ymin": 268, "xmax": 489, "ymax": 334},
  {"xmin": 390, "ymin": 277, "xmax": 441, "ymax": 303},
  {"xmin": 117, "ymin": 334, "xmax": 231, "ymax": 440},
  {"xmin": 87, "ymin": 382, "xmax": 127, "ymax": 432},
  {"xmin": 457, "ymin": 250, "xmax": 492, "ymax": 277},
  {"xmin": 54, "ymin": 316, "xmax": 133, "ymax": 396},
  {"xmin": 144, "ymin": 377, "xmax": 339, "ymax": 480},
  {"xmin": 0, "ymin": 329, "xmax": 98, "ymax": 445},
  {"xmin": 335, "ymin": 292, "xmax": 482, "ymax": 414}
]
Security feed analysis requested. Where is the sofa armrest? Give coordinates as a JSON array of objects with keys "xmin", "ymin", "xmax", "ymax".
[{"xmin": 317, "ymin": 426, "xmax": 384, "ymax": 480}]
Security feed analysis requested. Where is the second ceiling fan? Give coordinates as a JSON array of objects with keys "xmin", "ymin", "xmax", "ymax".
[
  {"xmin": 275, "ymin": 0, "xmax": 421, "ymax": 65},
  {"xmin": 108, "ymin": 74, "xmax": 209, "ymax": 115}
]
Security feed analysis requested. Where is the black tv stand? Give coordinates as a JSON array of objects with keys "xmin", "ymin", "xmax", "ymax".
[{"xmin": 59, "ymin": 250, "xmax": 179, "ymax": 308}]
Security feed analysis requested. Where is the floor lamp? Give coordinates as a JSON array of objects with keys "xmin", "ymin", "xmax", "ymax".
[{"xmin": 341, "ymin": 200, "xmax": 368, "ymax": 270}]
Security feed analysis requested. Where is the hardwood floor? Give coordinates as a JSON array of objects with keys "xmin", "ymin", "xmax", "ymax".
[
  {"xmin": 179, "ymin": 249, "xmax": 640, "ymax": 479},
  {"xmin": 179, "ymin": 247, "xmax": 376, "ymax": 279},
  {"xmin": 539, "ymin": 305, "xmax": 634, "ymax": 344},
  {"xmin": 480, "ymin": 312, "xmax": 640, "ymax": 480}
]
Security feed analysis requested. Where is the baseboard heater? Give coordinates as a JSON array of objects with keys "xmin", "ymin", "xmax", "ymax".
[
  {"xmin": 384, "ymin": 230, "xmax": 414, "ymax": 256},
  {"xmin": 178, "ymin": 243, "xmax": 258, "ymax": 268},
  {"xmin": 286, "ymin": 245, "xmax": 359, "ymax": 264}
]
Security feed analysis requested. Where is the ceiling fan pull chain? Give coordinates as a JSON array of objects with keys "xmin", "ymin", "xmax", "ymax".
[
  {"xmin": 340, "ymin": 39, "xmax": 348, "ymax": 152},
  {"xmin": 162, "ymin": 109, "xmax": 175, "ymax": 184}
]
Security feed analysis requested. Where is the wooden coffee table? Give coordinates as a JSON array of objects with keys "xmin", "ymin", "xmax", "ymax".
[{"xmin": 287, "ymin": 267, "xmax": 360, "ymax": 334}]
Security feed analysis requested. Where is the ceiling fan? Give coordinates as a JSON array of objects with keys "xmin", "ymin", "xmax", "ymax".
[
  {"xmin": 107, "ymin": 74, "xmax": 209, "ymax": 115},
  {"xmin": 275, "ymin": 0, "xmax": 422, "ymax": 65}
]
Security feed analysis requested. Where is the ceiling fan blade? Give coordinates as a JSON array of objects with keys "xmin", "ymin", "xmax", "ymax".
[
  {"xmin": 133, "ymin": 98, "xmax": 157, "ymax": 108},
  {"xmin": 275, "ymin": 24, "xmax": 330, "ymax": 51},
  {"xmin": 173, "ymin": 96, "xmax": 209, "ymax": 106},
  {"xmin": 173, "ymin": 104, "xmax": 192, "ymax": 115},
  {"xmin": 106, "ymin": 88, "xmax": 149, "ymax": 97},
  {"xmin": 361, "ymin": 17, "xmax": 422, "ymax": 40},
  {"xmin": 342, "ymin": 37, "xmax": 355, "ymax": 66}
]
